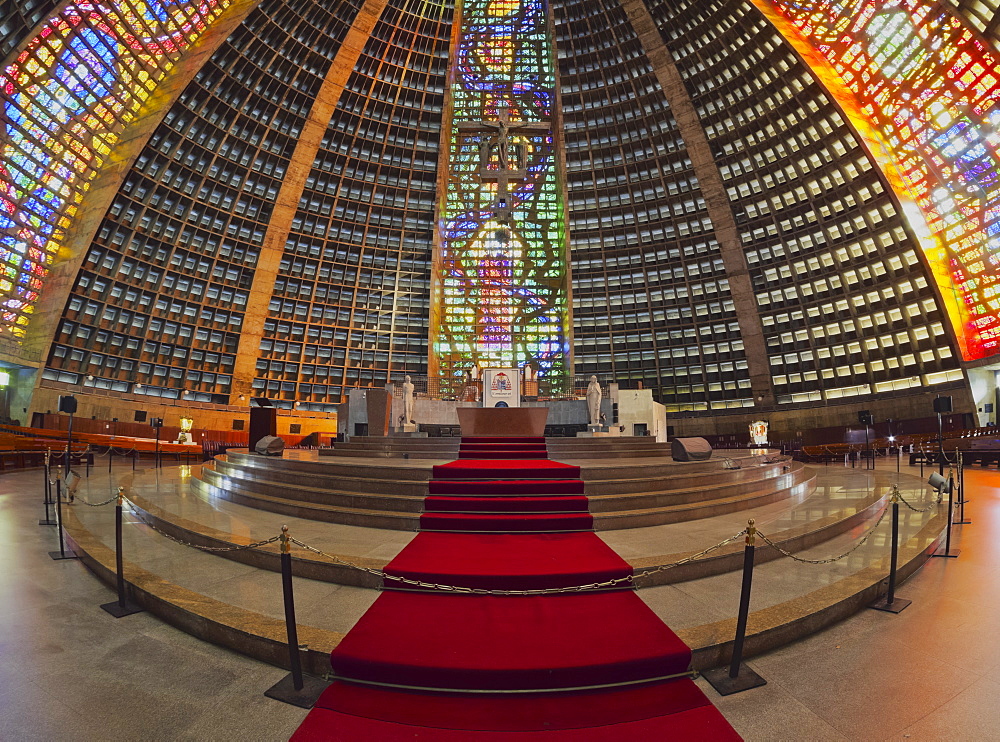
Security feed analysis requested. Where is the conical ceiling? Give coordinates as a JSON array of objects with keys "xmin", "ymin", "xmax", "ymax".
[{"xmin": 2, "ymin": 0, "xmax": 989, "ymax": 414}]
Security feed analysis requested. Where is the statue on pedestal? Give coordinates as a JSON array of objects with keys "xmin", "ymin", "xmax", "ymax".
[
  {"xmin": 586, "ymin": 376, "xmax": 602, "ymax": 426},
  {"xmin": 402, "ymin": 375, "xmax": 415, "ymax": 424}
]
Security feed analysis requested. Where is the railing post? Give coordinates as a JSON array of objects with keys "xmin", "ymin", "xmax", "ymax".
[
  {"xmin": 264, "ymin": 525, "xmax": 330, "ymax": 707},
  {"xmin": 934, "ymin": 466, "xmax": 959, "ymax": 559},
  {"xmin": 702, "ymin": 519, "xmax": 767, "ymax": 695},
  {"xmin": 870, "ymin": 485, "xmax": 911, "ymax": 613},
  {"xmin": 39, "ymin": 450, "xmax": 56, "ymax": 526},
  {"xmin": 48, "ymin": 474, "xmax": 78, "ymax": 561},
  {"xmin": 955, "ymin": 452, "xmax": 970, "ymax": 525},
  {"xmin": 101, "ymin": 487, "xmax": 143, "ymax": 617}
]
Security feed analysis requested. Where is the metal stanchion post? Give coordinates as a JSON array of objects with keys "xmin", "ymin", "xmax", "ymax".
[
  {"xmin": 703, "ymin": 519, "xmax": 766, "ymax": 695},
  {"xmin": 49, "ymin": 474, "xmax": 78, "ymax": 561},
  {"xmin": 39, "ymin": 450, "xmax": 56, "ymax": 526},
  {"xmin": 101, "ymin": 488, "xmax": 143, "ymax": 617},
  {"xmin": 108, "ymin": 447, "xmax": 113, "ymax": 474},
  {"xmin": 870, "ymin": 485, "xmax": 911, "ymax": 613},
  {"xmin": 264, "ymin": 526, "xmax": 330, "ymax": 707},
  {"xmin": 132, "ymin": 448, "xmax": 136, "ymax": 471},
  {"xmin": 955, "ymin": 452, "xmax": 970, "ymax": 525},
  {"xmin": 933, "ymin": 468, "xmax": 959, "ymax": 559}
]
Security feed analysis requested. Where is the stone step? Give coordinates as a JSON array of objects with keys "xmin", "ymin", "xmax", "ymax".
[
  {"xmin": 205, "ymin": 463, "xmax": 426, "ymax": 512},
  {"xmin": 194, "ymin": 468, "xmax": 419, "ymax": 531}
]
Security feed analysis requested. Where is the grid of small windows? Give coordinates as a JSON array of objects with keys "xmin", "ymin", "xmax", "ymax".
[
  {"xmin": 0, "ymin": 0, "xmax": 60, "ymax": 59},
  {"xmin": 654, "ymin": 0, "xmax": 964, "ymax": 403},
  {"xmin": 0, "ymin": 0, "xmax": 239, "ymax": 339},
  {"xmin": 553, "ymin": 0, "xmax": 753, "ymax": 411},
  {"xmin": 946, "ymin": 0, "xmax": 1000, "ymax": 49},
  {"xmin": 44, "ymin": 0, "xmax": 360, "ymax": 402},
  {"xmin": 253, "ymin": 0, "xmax": 451, "ymax": 408}
]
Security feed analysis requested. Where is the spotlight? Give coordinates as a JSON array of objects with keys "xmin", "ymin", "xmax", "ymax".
[
  {"xmin": 888, "ymin": 435, "xmax": 896, "ymax": 443},
  {"xmin": 928, "ymin": 472, "xmax": 951, "ymax": 493}
]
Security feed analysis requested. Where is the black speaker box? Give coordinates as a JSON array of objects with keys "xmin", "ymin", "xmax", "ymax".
[
  {"xmin": 254, "ymin": 435, "xmax": 285, "ymax": 456},
  {"xmin": 933, "ymin": 396, "xmax": 953, "ymax": 413},
  {"xmin": 671, "ymin": 437, "xmax": 713, "ymax": 462},
  {"xmin": 58, "ymin": 395, "xmax": 77, "ymax": 414},
  {"xmin": 857, "ymin": 410, "xmax": 873, "ymax": 425}
]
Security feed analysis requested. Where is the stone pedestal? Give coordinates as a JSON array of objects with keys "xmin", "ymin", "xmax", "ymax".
[
  {"xmin": 587, "ymin": 424, "xmax": 605, "ymax": 433},
  {"xmin": 397, "ymin": 423, "xmax": 419, "ymax": 433}
]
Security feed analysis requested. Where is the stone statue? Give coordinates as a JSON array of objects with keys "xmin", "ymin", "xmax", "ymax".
[
  {"xmin": 402, "ymin": 375, "xmax": 415, "ymax": 424},
  {"xmin": 586, "ymin": 376, "xmax": 602, "ymax": 426}
]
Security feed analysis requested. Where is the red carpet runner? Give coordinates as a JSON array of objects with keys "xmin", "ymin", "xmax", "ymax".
[{"xmin": 292, "ymin": 437, "xmax": 741, "ymax": 740}]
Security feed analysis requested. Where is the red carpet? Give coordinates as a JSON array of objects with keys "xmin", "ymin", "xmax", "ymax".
[
  {"xmin": 294, "ymin": 681, "xmax": 739, "ymax": 740},
  {"xmin": 384, "ymin": 532, "xmax": 631, "ymax": 590},
  {"xmin": 292, "ymin": 438, "xmax": 741, "ymax": 740},
  {"xmin": 433, "ymin": 459, "xmax": 581, "ymax": 479},
  {"xmin": 423, "ymin": 495, "xmax": 590, "ymax": 512}
]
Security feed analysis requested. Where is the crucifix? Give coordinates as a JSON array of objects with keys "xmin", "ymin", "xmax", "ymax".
[{"xmin": 455, "ymin": 104, "xmax": 548, "ymax": 223}]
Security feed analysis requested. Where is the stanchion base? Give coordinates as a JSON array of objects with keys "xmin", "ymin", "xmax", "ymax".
[
  {"xmin": 869, "ymin": 596, "xmax": 912, "ymax": 614},
  {"xmin": 701, "ymin": 664, "xmax": 767, "ymax": 696},
  {"xmin": 932, "ymin": 549, "xmax": 961, "ymax": 558},
  {"xmin": 48, "ymin": 550, "xmax": 79, "ymax": 561},
  {"xmin": 265, "ymin": 672, "xmax": 330, "ymax": 708},
  {"xmin": 100, "ymin": 600, "xmax": 144, "ymax": 618},
  {"xmin": 38, "ymin": 519, "xmax": 57, "ymax": 526}
]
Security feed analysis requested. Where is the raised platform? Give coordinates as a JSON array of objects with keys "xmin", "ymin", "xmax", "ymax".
[
  {"xmin": 197, "ymin": 446, "xmax": 812, "ymax": 532},
  {"xmin": 59, "ymin": 454, "xmax": 946, "ymax": 680}
]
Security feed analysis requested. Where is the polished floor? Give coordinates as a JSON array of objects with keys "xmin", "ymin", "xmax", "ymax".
[{"xmin": 2, "ymin": 458, "xmax": 997, "ymax": 740}]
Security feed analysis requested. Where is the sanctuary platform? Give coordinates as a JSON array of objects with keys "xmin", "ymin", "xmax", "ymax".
[{"xmin": 55, "ymin": 434, "xmax": 949, "ymax": 738}]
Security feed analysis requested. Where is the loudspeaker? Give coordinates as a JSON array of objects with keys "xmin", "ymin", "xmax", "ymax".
[
  {"xmin": 150, "ymin": 417, "xmax": 163, "ymax": 429},
  {"xmin": 857, "ymin": 410, "xmax": 873, "ymax": 425},
  {"xmin": 254, "ymin": 435, "xmax": 285, "ymax": 456},
  {"xmin": 933, "ymin": 396, "xmax": 953, "ymax": 413},
  {"xmin": 671, "ymin": 437, "xmax": 713, "ymax": 462},
  {"xmin": 58, "ymin": 395, "xmax": 77, "ymax": 414}
]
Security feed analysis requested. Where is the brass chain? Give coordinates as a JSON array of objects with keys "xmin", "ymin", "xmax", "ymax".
[
  {"xmin": 91, "ymin": 445, "xmax": 139, "ymax": 458},
  {"xmin": 72, "ymin": 492, "xmax": 120, "ymax": 507},
  {"xmin": 123, "ymin": 499, "xmax": 282, "ymax": 553},
  {"xmin": 756, "ymin": 503, "xmax": 891, "ymax": 565},
  {"xmin": 895, "ymin": 490, "xmax": 937, "ymax": 513},
  {"xmin": 288, "ymin": 529, "xmax": 747, "ymax": 595}
]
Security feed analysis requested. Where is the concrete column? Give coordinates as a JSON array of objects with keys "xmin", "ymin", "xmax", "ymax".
[
  {"xmin": 619, "ymin": 0, "xmax": 776, "ymax": 407},
  {"xmin": 229, "ymin": 0, "xmax": 391, "ymax": 403}
]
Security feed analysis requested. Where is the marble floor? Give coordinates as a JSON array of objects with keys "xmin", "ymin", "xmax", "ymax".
[{"xmin": 2, "ymin": 458, "xmax": 995, "ymax": 740}]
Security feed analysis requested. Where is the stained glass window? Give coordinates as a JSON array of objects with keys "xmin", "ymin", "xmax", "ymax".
[
  {"xmin": 430, "ymin": 0, "xmax": 571, "ymax": 380},
  {"xmin": 0, "ymin": 0, "xmax": 231, "ymax": 339},
  {"xmin": 756, "ymin": 0, "xmax": 1000, "ymax": 360}
]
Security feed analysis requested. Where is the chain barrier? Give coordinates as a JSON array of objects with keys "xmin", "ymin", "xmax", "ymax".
[
  {"xmin": 895, "ymin": 490, "xmax": 937, "ymax": 513},
  {"xmin": 108, "ymin": 476, "xmax": 931, "ymax": 590},
  {"xmin": 72, "ymin": 491, "xmax": 120, "ymax": 507},
  {"xmin": 756, "ymin": 503, "xmax": 891, "ymax": 565},
  {"xmin": 287, "ymin": 529, "xmax": 748, "ymax": 595},
  {"xmin": 90, "ymin": 445, "xmax": 138, "ymax": 458},
  {"xmin": 122, "ymin": 498, "xmax": 282, "ymax": 553}
]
